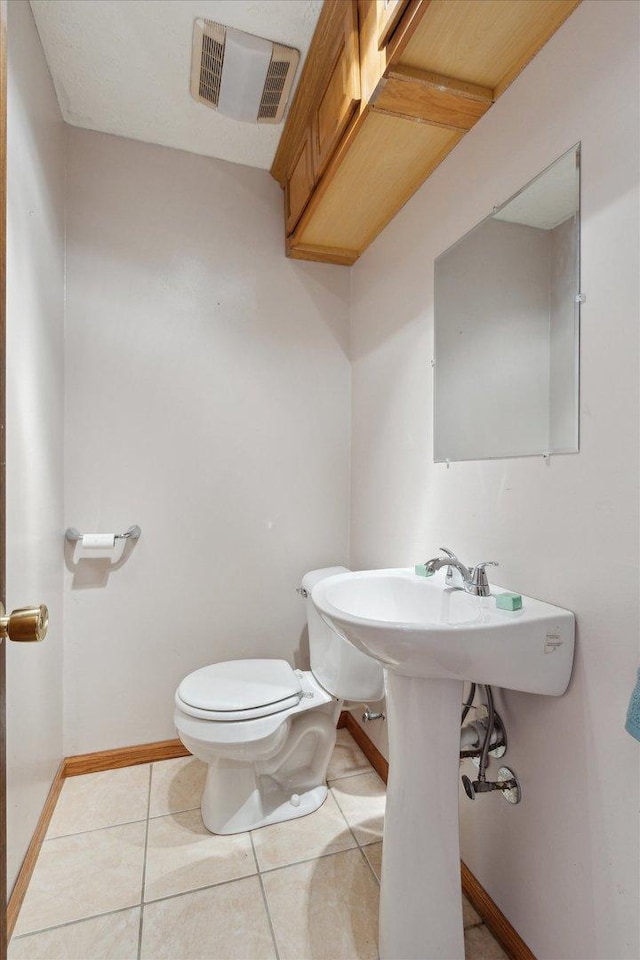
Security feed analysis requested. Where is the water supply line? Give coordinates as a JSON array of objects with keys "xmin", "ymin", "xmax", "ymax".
[
  {"xmin": 459, "ymin": 684, "xmax": 521, "ymax": 804},
  {"xmin": 460, "ymin": 683, "xmax": 502, "ymax": 756},
  {"xmin": 461, "ymin": 682, "xmax": 476, "ymax": 725},
  {"xmin": 477, "ymin": 683, "xmax": 495, "ymax": 785}
]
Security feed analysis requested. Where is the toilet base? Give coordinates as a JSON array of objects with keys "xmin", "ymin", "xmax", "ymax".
[
  {"xmin": 176, "ymin": 685, "xmax": 342, "ymax": 835},
  {"xmin": 198, "ymin": 708, "xmax": 339, "ymax": 834},
  {"xmin": 202, "ymin": 779, "xmax": 328, "ymax": 834}
]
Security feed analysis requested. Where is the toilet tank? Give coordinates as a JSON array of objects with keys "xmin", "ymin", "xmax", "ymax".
[{"xmin": 301, "ymin": 567, "xmax": 384, "ymax": 702}]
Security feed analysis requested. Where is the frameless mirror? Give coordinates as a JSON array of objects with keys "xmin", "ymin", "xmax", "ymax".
[{"xmin": 434, "ymin": 144, "xmax": 580, "ymax": 462}]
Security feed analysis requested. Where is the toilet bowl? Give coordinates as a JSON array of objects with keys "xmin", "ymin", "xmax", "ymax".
[{"xmin": 174, "ymin": 567, "xmax": 384, "ymax": 835}]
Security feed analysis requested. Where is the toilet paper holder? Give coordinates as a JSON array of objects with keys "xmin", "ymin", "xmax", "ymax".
[{"xmin": 65, "ymin": 525, "xmax": 142, "ymax": 543}]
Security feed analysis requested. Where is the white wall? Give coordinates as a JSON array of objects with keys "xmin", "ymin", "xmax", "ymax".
[
  {"xmin": 64, "ymin": 128, "xmax": 351, "ymax": 754},
  {"xmin": 349, "ymin": 2, "xmax": 639, "ymax": 958},
  {"xmin": 6, "ymin": 0, "xmax": 65, "ymax": 891}
]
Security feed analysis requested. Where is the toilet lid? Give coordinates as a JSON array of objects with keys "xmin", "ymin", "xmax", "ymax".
[{"xmin": 177, "ymin": 659, "xmax": 303, "ymax": 715}]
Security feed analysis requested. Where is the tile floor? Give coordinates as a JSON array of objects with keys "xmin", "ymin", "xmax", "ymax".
[{"xmin": 10, "ymin": 730, "xmax": 508, "ymax": 959}]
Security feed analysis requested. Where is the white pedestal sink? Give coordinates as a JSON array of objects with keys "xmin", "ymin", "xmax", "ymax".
[{"xmin": 312, "ymin": 567, "xmax": 575, "ymax": 960}]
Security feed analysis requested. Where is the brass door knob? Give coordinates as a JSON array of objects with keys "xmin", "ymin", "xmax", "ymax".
[{"xmin": 0, "ymin": 603, "xmax": 48, "ymax": 642}]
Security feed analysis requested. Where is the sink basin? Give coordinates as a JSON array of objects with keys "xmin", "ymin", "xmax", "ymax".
[
  {"xmin": 312, "ymin": 566, "xmax": 575, "ymax": 960},
  {"xmin": 312, "ymin": 566, "xmax": 575, "ymax": 695}
]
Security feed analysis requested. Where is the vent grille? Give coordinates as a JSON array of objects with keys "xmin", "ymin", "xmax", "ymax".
[
  {"xmin": 190, "ymin": 20, "xmax": 299, "ymax": 125},
  {"xmin": 198, "ymin": 30, "xmax": 225, "ymax": 106},
  {"xmin": 258, "ymin": 60, "xmax": 291, "ymax": 119}
]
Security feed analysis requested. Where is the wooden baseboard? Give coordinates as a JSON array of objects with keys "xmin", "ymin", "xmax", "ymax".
[
  {"xmin": 63, "ymin": 738, "xmax": 190, "ymax": 777},
  {"xmin": 461, "ymin": 861, "xmax": 536, "ymax": 960},
  {"xmin": 7, "ymin": 761, "xmax": 65, "ymax": 939},
  {"xmin": 340, "ymin": 710, "xmax": 536, "ymax": 960},
  {"xmin": 340, "ymin": 710, "xmax": 389, "ymax": 783}
]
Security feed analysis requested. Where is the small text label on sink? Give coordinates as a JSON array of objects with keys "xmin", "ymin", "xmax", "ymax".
[{"xmin": 545, "ymin": 634, "xmax": 563, "ymax": 654}]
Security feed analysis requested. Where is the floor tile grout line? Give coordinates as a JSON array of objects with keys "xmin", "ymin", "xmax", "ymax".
[
  {"xmin": 136, "ymin": 872, "xmax": 261, "ymax": 907},
  {"xmin": 326, "ymin": 767, "xmax": 378, "ymax": 787},
  {"xmin": 137, "ymin": 764, "xmax": 154, "ymax": 960},
  {"xmin": 331, "ymin": 760, "xmax": 372, "ymax": 781},
  {"xmin": 328, "ymin": 781, "xmax": 384, "ymax": 852},
  {"xmin": 43, "ymin": 816, "xmax": 149, "ymax": 843},
  {"xmin": 148, "ymin": 804, "xmax": 200, "ymax": 821},
  {"xmin": 10, "ymin": 905, "xmax": 143, "ymax": 942},
  {"xmin": 255, "ymin": 839, "xmax": 378, "ymax": 879},
  {"xmin": 351, "ymin": 829, "xmax": 384, "ymax": 853},
  {"xmin": 328, "ymin": 781, "xmax": 370, "ymax": 853},
  {"xmin": 358, "ymin": 844, "xmax": 381, "ymax": 887},
  {"xmin": 43, "ymin": 804, "xmax": 202, "ymax": 845},
  {"xmin": 251, "ymin": 834, "xmax": 281, "ymax": 960},
  {"xmin": 248, "ymin": 829, "xmax": 261, "ymax": 875},
  {"xmin": 327, "ymin": 767, "xmax": 383, "ymax": 885}
]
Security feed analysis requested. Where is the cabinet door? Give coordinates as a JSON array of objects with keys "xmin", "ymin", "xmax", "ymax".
[
  {"xmin": 377, "ymin": 0, "xmax": 410, "ymax": 49},
  {"xmin": 312, "ymin": 1, "xmax": 361, "ymax": 179},
  {"xmin": 285, "ymin": 124, "xmax": 315, "ymax": 235}
]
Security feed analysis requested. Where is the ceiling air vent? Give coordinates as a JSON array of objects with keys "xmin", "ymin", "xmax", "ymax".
[
  {"xmin": 197, "ymin": 23, "xmax": 225, "ymax": 108},
  {"xmin": 190, "ymin": 19, "xmax": 299, "ymax": 125}
]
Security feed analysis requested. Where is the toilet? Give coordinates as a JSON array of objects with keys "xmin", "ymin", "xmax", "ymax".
[{"xmin": 174, "ymin": 567, "xmax": 384, "ymax": 835}]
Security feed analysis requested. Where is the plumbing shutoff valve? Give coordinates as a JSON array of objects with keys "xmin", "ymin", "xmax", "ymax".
[
  {"xmin": 362, "ymin": 706, "xmax": 385, "ymax": 722},
  {"xmin": 461, "ymin": 766, "xmax": 522, "ymax": 804}
]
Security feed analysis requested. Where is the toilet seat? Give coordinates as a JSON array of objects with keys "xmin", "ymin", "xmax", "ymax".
[
  {"xmin": 175, "ymin": 668, "xmax": 335, "ymax": 749},
  {"xmin": 176, "ymin": 658, "xmax": 303, "ymax": 722}
]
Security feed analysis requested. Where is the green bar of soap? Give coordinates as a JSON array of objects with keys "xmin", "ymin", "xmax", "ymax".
[
  {"xmin": 415, "ymin": 564, "xmax": 434, "ymax": 578},
  {"xmin": 496, "ymin": 592, "xmax": 522, "ymax": 611}
]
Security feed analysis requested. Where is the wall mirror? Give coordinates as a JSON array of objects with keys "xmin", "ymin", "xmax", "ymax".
[{"xmin": 434, "ymin": 144, "xmax": 580, "ymax": 463}]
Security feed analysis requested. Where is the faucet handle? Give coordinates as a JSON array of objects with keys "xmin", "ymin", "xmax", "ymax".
[{"xmin": 470, "ymin": 561, "xmax": 499, "ymax": 597}]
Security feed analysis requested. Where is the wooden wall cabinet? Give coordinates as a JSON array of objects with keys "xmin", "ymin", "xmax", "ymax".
[
  {"xmin": 311, "ymin": 1, "xmax": 360, "ymax": 178},
  {"xmin": 272, "ymin": 0, "xmax": 582, "ymax": 266},
  {"xmin": 285, "ymin": 124, "xmax": 315, "ymax": 234},
  {"xmin": 376, "ymin": 0, "xmax": 410, "ymax": 50},
  {"xmin": 282, "ymin": 1, "xmax": 360, "ymax": 237}
]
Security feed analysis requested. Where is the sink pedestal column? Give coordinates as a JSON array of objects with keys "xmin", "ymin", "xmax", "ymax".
[{"xmin": 379, "ymin": 674, "xmax": 465, "ymax": 960}]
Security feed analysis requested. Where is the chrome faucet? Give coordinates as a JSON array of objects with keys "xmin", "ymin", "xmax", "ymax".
[{"xmin": 423, "ymin": 547, "xmax": 498, "ymax": 598}]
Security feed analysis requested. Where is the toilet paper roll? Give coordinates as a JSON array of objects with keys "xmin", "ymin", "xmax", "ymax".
[{"xmin": 81, "ymin": 534, "xmax": 116, "ymax": 549}]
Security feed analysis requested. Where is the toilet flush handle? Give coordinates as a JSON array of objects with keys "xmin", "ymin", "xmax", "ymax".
[{"xmin": 0, "ymin": 602, "xmax": 48, "ymax": 642}]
